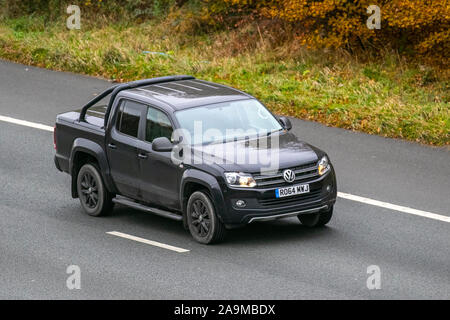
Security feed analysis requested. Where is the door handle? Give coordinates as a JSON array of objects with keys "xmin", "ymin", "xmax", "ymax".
[
  {"xmin": 108, "ymin": 143, "xmax": 117, "ymax": 149},
  {"xmin": 138, "ymin": 153, "xmax": 148, "ymax": 159}
]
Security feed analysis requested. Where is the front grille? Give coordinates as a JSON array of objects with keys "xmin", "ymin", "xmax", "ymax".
[
  {"xmin": 253, "ymin": 162, "xmax": 319, "ymax": 188},
  {"xmin": 258, "ymin": 187, "xmax": 323, "ymax": 207}
]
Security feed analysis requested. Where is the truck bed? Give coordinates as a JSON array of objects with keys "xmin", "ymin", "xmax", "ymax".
[
  {"xmin": 59, "ymin": 104, "xmax": 107, "ymax": 127},
  {"xmin": 54, "ymin": 105, "xmax": 108, "ymax": 174}
]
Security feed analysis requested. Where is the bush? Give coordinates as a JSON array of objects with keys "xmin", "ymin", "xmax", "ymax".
[
  {"xmin": 2, "ymin": 0, "xmax": 448, "ymax": 63},
  {"xmin": 0, "ymin": 0, "xmax": 176, "ymax": 21},
  {"xmin": 215, "ymin": 0, "xmax": 449, "ymax": 63}
]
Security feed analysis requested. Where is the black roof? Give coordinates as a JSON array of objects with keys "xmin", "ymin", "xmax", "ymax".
[{"xmin": 125, "ymin": 79, "xmax": 252, "ymax": 110}]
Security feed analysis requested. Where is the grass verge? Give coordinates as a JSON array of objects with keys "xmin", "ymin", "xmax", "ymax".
[{"xmin": 0, "ymin": 16, "xmax": 448, "ymax": 146}]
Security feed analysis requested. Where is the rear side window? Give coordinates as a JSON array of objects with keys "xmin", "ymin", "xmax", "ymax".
[
  {"xmin": 146, "ymin": 107, "xmax": 173, "ymax": 143},
  {"xmin": 116, "ymin": 100, "xmax": 143, "ymax": 138}
]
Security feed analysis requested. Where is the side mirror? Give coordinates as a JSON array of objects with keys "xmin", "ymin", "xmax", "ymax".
[
  {"xmin": 278, "ymin": 116, "xmax": 292, "ymax": 131},
  {"xmin": 152, "ymin": 137, "xmax": 173, "ymax": 152}
]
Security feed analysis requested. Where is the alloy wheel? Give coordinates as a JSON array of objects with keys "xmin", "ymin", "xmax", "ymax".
[
  {"xmin": 190, "ymin": 199, "xmax": 211, "ymax": 237},
  {"xmin": 80, "ymin": 172, "xmax": 99, "ymax": 209}
]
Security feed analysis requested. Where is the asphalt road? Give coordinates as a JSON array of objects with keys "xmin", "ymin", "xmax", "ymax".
[{"xmin": 0, "ymin": 59, "xmax": 449, "ymax": 299}]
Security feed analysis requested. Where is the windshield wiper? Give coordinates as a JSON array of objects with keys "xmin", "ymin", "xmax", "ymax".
[
  {"xmin": 266, "ymin": 128, "xmax": 283, "ymax": 137},
  {"xmin": 199, "ymin": 129, "xmax": 282, "ymax": 146}
]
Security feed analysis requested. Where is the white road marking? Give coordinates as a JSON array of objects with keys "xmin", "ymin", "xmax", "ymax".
[
  {"xmin": 1, "ymin": 114, "xmax": 449, "ymax": 225},
  {"xmin": 0, "ymin": 115, "xmax": 53, "ymax": 132},
  {"xmin": 338, "ymin": 192, "xmax": 450, "ymax": 223},
  {"xmin": 106, "ymin": 231, "xmax": 190, "ymax": 253}
]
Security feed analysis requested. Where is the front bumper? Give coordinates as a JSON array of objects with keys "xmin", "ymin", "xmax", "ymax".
[
  {"xmin": 220, "ymin": 167, "xmax": 337, "ymax": 227},
  {"xmin": 247, "ymin": 205, "xmax": 329, "ymax": 223}
]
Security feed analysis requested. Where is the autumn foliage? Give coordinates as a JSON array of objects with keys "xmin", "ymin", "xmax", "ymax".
[
  {"xmin": 1, "ymin": 0, "xmax": 448, "ymax": 62},
  {"xmin": 218, "ymin": 0, "xmax": 449, "ymax": 62}
]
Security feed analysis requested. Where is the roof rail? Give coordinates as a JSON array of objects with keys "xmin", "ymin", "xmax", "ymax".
[{"xmin": 78, "ymin": 75, "xmax": 196, "ymax": 127}]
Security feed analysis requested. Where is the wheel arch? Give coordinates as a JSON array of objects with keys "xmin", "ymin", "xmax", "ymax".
[
  {"xmin": 69, "ymin": 138, "xmax": 116, "ymax": 198},
  {"xmin": 180, "ymin": 169, "xmax": 226, "ymax": 228}
]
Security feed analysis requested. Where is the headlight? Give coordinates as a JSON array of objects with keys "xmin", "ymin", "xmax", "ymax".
[
  {"xmin": 224, "ymin": 172, "xmax": 256, "ymax": 188},
  {"xmin": 318, "ymin": 156, "xmax": 331, "ymax": 176}
]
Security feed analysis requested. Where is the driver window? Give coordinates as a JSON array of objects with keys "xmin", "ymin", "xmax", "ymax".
[{"xmin": 146, "ymin": 107, "xmax": 173, "ymax": 143}]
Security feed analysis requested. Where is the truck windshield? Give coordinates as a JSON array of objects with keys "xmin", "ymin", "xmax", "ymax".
[{"xmin": 174, "ymin": 99, "xmax": 283, "ymax": 145}]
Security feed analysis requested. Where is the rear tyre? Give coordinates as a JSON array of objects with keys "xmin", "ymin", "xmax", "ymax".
[
  {"xmin": 298, "ymin": 206, "xmax": 333, "ymax": 227},
  {"xmin": 187, "ymin": 191, "xmax": 226, "ymax": 244},
  {"xmin": 77, "ymin": 163, "xmax": 113, "ymax": 217}
]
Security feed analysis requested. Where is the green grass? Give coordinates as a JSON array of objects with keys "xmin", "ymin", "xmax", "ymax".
[{"xmin": 0, "ymin": 16, "xmax": 448, "ymax": 146}]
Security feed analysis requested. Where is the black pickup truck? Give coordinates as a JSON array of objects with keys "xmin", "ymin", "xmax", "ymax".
[{"xmin": 54, "ymin": 76, "xmax": 337, "ymax": 244}]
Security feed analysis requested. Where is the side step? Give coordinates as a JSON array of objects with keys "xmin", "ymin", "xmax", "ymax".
[{"xmin": 112, "ymin": 197, "xmax": 183, "ymax": 222}]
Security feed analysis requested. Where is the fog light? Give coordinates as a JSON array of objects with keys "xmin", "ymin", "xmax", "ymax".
[
  {"xmin": 236, "ymin": 200, "xmax": 246, "ymax": 208},
  {"xmin": 326, "ymin": 185, "xmax": 331, "ymax": 192}
]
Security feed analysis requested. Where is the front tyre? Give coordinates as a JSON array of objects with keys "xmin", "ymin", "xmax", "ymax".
[
  {"xmin": 298, "ymin": 206, "xmax": 333, "ymax": 227},
  {"xmin": 187, "ymin": 191, "xmax": 226, "ymax": 244},
  {"xmin": 77, "ymin": 163, "xmax": 113, "ymax": 217}
]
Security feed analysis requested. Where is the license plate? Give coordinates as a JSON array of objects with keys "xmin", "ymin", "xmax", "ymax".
[{"xmin": 275, "ymin": 184, "xmax": 310, "ymax": 198}]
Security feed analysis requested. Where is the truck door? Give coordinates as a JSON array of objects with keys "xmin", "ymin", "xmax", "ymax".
[
  {"xmin": 136, "ymin": 105, "xmax": 181, "ymax": 210},
  {"xmin": 106, "ymin": 99, "xmax": 146, "ymax": 199}
]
